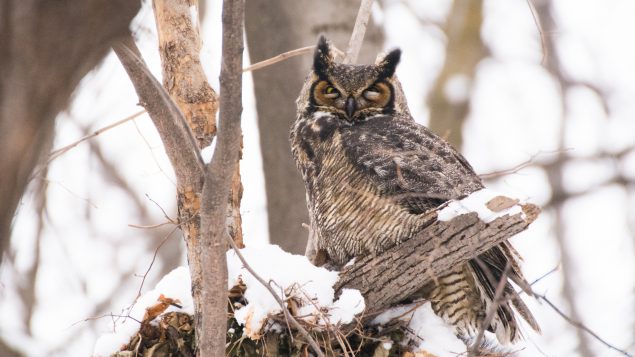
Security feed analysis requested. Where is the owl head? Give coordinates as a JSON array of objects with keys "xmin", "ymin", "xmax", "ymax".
[{"xmin": 296, "ymin": 36, "xmax": 410, "ymax": 122}]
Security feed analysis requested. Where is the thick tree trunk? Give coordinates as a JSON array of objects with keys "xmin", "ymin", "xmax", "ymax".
[
  {"xmin": 0, "ymin": 0, "xmax": 140, "ymax": 264},
  {"xmin": 245, "ymin": 0, "xmax": 384, "ymax": 254}
]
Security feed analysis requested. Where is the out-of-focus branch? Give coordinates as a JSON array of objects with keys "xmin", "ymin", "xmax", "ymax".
[
  {"xmin": 88, "ymin": 139, "xmax": 148, "ymax": 216},
  {"xmin": 532, "ymin": 1, "xmax": 594, "ymax": 356},
  {"xmin": 342, "ymin": 0, "xmax": 374, "ymax": 64},
  {"xmin": 428, "ymin": 0, "xmax": 487, "ymax": 150},
  {"xmin": 0, "ymin": 0, "xmax": 140, "ymax": 265},
  {"xmin": 198, "ymin": 0, "xmax": 245, "ymax": 355},
  {"xmin": 526, "ymin": 0, "xmax": 547, "ymax": 65},
  {"xmin": 17, "ymin": 166, "xmax": 48, "ymax": 336},
  {"xmin": 46, "ymin": 111, "xmax": 145, "ymax": 165},
  {"xmin": 243, "ymin": 46, "xmax": 315, "ymax": 72},
  {"xmin": 536, "ymin": 293, "xmax": 633, "ymax": 357}
]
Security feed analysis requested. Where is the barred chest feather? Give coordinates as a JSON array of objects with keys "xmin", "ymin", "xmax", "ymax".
[{"xmin": 290, "ymin": 112, "xmax": 427, "ymax": 265}]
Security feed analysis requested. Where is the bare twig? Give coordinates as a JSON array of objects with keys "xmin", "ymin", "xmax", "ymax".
[
  {"xmin": 529, "ymin": 265, "xmax": 560, "ymax": 287},
  {"xmin": 342, "ymin": 0, "xmax": 374, "ymax": 64},
  {"xmin": 128, "ymin": 221, "xmax": 175, "ymax": 229},
  {"xmin": 526, "ymin": 0, "xmax": 547, "ymax": 65},
  {"xmin": 226, "ymin": 236, "xmax": 326, "ymax": 357},
  {"xmin": 243, "ymin": 45, "xmax": 345, "ymax": 73},
  {"xmin": 47, "ymin": 110, "xmax": 145, "ymax": 164},
  {"xmin": 243, "ymin": 46, "xmax": 315, "ymax": 72},
  {"xmin": 73, "ymin": 313, "xmax": 143, "ymax": 327},
  {"xmin": 133, "ymin": 226, "xmax": 179, "ymax": 301},
  {"xmin": 479, "ymin": 149, "xmax": 570, "ymax": 179},
  {"xmin": 536, "ymin": 293, "xmax": 633, "ymax": 357},
  {"xmin": 469, "ymin": 262, "xmax": 511, "ymax": 356},
  {"xmin": 144, "ymin": 193, "xmax": 177, "ymax": 224}
]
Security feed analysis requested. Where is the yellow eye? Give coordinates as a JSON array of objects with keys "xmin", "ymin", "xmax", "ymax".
[{"xmin": 324, "ymin": 85, "xmax": 340, "ymax": 98}]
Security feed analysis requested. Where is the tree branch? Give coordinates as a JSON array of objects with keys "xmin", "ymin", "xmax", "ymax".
[
  {"xmin": 334, "ymin": 201, "xmax": 540, "ymax": 315},
  {"xmin": 113, "ymin": 37, "xmax": 204, "ymax": 187},
  {"xmin": 114, "ymin": 37, "xmax": 211, "ymax": 354},
  {"xmin": 197, "ymin": 0, "xmax": 245, "ymax": 355},
  {"xmin": 535, "ymin": 293, "xmax": 633, "ymax": 357},
  {"xmin": 342, "ymin": 0, "xmax": 374, "ymax": 64},
  {"xmin": 153, "ymin": 0, "xmax": 219, "ymax": 149},
  {"xmin": 46, "ymin": 110, "xmax": 145, "ymax": 165}
]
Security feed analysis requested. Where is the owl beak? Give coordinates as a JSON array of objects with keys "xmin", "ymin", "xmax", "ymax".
[{"xmin": 345, "ymin": 96, "xmax": 356, "ymax": 118}]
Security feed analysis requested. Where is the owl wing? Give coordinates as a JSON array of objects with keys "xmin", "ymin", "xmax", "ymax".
[
  {"xmin": 341, "ymin": 114, "xmax": 483, "ymax": 213},
  {"xmin": 342, "ymin": 115, "xmax": 541, "ymax": 337}
]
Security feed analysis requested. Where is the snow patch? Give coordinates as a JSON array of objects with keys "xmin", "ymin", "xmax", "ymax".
[
  {"xmin": 227, "ymin": 244, "xmax": 365, "ymax": 338},
  {"xmin": 93, "ymin": 267, "xmax": 193, "ymax": 357},
  {"xmin": 437, "ymin": 188, "xmax": 524, "ymax": 223},
  {"xmin": 373, "ymin": 302, "xmax": 465, "ymax": 356},
  {"xmin": 94, "ymin": 245, "xmax": 367, "ymax": 355}
]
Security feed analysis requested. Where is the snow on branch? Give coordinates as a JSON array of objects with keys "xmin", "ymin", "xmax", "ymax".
[
  {"xmin": 95, "ymin": 190, "xmax": 540, "ymax": 356},
  {"xmin": 334, "ymin": 189, "xmax": 540, "ymax": 316}
]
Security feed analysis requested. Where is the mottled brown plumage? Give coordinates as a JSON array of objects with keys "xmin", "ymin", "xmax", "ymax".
[{"xmin": 290, "ymin": 36, "xmax": 539, "ymax": 346}]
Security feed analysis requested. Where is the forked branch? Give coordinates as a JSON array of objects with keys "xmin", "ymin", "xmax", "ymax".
[{"xmin": 113, "ymin": 37, "xmax": 204, "ymax": 188}]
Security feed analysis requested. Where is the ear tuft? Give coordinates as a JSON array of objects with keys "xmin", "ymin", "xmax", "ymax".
[
  {"xmin": 314, "ymin": 35, "xmax": 333, "ymax": 76},
  {"xmin": 378, "ymin": 48, "xmax": 401, "ymax": 78}
]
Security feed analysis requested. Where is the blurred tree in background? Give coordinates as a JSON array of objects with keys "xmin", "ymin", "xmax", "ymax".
[
  {"xmin": 246, "ymin": 0, "xmax": 384, "ymax": 254},
  {"xmin": 0, "ymin": 0, "xmax": 634, "ymax": 356}
]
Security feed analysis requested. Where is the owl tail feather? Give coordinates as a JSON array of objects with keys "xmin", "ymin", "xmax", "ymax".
[{"xmin": 469, "ymin": 242, "xmax": 541, "ymax": 344}]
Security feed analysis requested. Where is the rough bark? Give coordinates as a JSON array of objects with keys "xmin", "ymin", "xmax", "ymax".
[
  {"xmin": 198, "ymin": 0, "xmax": 245, "ymax": 355},
  {"xmin": 335, "ymin": 202, "xmax": 540, "ymax": 315},
  {"xmin": 153, "ymin": 0, "xmax": 219, "ymax": 149},
  {"xmin": 245, "ymin": 0, "xmax": 384, "ymax": 254},
  {"xmin": 0, "ymin": 0, "xmax": 140, "ymax": 265},
  {"xmin": 427, "ymin": 0, "xmax": 487, "ymax": 150},
  {"xmin": 152, "ymin": 0, "xmax": 244, "ymax": 250}
]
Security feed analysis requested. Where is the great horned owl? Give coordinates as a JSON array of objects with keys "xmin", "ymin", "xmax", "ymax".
[{"xmin": 290, "ymin": 36, "xmax": 540, "ymax": 346}]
